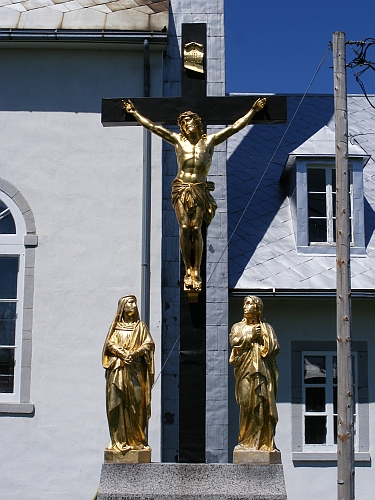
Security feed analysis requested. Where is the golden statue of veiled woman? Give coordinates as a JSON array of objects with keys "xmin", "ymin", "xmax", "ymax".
[
  {"xmin": 102, "ymin": 295, "xmax": 154, "ymax": 453},
  {"xmin": 230, "ymin": 296, "xmax": 279, "ymax": 451}
]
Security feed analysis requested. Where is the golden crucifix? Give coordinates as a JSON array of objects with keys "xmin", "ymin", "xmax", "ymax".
[{"xmin": 123, "ymin": 98, "xmax": 266, "ymax": 293}]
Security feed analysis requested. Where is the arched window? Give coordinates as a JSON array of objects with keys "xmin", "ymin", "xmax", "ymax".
[
  {"xmin": 0, "ymin": 200, "xmax": 16, "ymax": 234},
  {"xmin": 0, "ymin": 183, "xmax": 36, "ymax": 414}
]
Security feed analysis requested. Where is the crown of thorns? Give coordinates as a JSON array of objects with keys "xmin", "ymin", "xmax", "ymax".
[{"xmin": 177, "ymin": 111, "xmax": 204, "ymax": 135}]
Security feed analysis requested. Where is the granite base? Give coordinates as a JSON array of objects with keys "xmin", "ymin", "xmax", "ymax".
[{"xmin": 97, "ymin": 463, "xmax": 287, "ymax": 499}]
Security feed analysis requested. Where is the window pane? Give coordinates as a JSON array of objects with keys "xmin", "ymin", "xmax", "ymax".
[
  {"xmin": 334, "ymin": 415, "xmax": 337, "ymax": 444},
  {"xmin": 332, "ymin": 193, "xmax": 336, "ymax": 217},
  {"xmin": 0, "ymin": 201, "xmax": 16, "ymax": 234},
  {"xmin": 308, "ymin": 168, "xmax": 326, "ymax": 192},
  {"xmin": 309, "ymin": 219, "xmax": 327, "ymax": 243},
  {"xmin": 0, "ymin": 347, "xmax": 15, "ymax": 393},
  {"xmin": 306, "ymin": 387, "xmax": 326, "ymax": 412},
  {"xmin": 333, "ymin": 385, "xmax": 337, "ymax": 415},
  {"xmin": 0, "ymin": 302, "xmax": 17, "ymax": 346},
  {"xmin": 305, "ymin": 416, "xmax": 326, "ymax": 444},
  {"xmin": 331, "ymin": 169, "xmax": 336, "ymax": 192},
  {"xmin": 308, "ymin": 193, "xmax": 327, "ymax": 217},
  {"xmin": 333, "ymin": 218, "xmax": 336, "ymax": 243},
  {"xmin": 0, "ymin": 256, "xmax": 18, "ymax": 299},
  {"xmin": 305, "ymin": 356, "xmax": 326, "ymax": 384}
]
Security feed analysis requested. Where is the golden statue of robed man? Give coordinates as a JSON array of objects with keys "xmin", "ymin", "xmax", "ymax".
[
  {"xmin": 230, "ymin": 295, "xmax": 279, "ymax": 452},
  {"xmin": 123, "ymin": 98, "xmax": 266, "ymax": 292}
]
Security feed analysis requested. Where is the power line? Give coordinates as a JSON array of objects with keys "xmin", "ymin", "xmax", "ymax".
[
  {"xmin": 206, "ymin": 44, "xmax": 332, "ymax": 287},
  {"xmin": 154, "ymin": 44, "xmax": 332, "ymax": 383},
  {"xmin": 347, "ymin": 38, "xmax": 375, "ymax": 109}
]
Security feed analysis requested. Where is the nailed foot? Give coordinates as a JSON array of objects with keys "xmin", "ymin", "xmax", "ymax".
[
  {"xmin": 184, "ymin": 272, "xmax": 193, "ymax": 289},
  {"xmin": 192, "ymin": 274, "xmax": 202, "ymax": 292}
]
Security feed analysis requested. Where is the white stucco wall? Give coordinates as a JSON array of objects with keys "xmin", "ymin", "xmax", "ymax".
[{"xmin": 0, "ymin": 47, "xmax": 163, "ymax": 499}]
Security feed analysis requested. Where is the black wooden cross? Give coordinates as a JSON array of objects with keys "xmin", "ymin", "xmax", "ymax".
[
  {"xmin": 101, "ymin": 23, "xmax": 286, "ymax": 463},
  {"xmin": 102, "ymin": 94, "xmax": 286, "ymax": 127}
]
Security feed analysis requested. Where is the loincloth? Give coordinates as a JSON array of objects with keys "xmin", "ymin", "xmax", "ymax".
[{"xmin": 171, "ymin": 178, "xmax": 217, "ymax": 226}]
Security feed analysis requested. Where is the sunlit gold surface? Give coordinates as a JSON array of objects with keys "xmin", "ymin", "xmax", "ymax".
[
  {"xmin": 229, "ymin": 295, "xmax": 279, "ymax": 451},
  {"xmin": 183, "ymin": 41, "xmax": 205, "ymax": 73},
  {"xmin": 123, "ymin": 98, "xmax": 266, "ymax": 293},
  {"xmin": 102, "ymin": 295, "xmax": 154, "ymax": 453},
  {"xmin": 104, "ymin": 448, "xmax": 151, "ymax": 464},
  {"xmin": 233, "ymin": 449, "xmax": 281, "ymax": 464}
]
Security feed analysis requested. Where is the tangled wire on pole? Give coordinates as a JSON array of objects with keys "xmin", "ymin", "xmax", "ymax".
[{"xmin": 347, "ymin": 38, "xmax": 375, "ymax": 109}]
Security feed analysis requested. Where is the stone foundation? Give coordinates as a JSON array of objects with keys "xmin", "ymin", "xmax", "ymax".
[{"xmin": 97, "ymin": 463, "xmax": 287, "ymax": 499}]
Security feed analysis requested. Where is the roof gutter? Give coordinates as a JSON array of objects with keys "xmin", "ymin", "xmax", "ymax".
[
  {"xmin": 229, "ymin": 288, "xmax": 375, "ymax": 298},
  {"xmin": 0, "ymin": 29, "xmax": 168, "ymax": 49}
]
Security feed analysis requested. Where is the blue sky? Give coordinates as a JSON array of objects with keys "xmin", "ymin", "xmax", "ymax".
[{"xmin": 225, "ymin": 0, "xmax": 375, "ymax": 95}]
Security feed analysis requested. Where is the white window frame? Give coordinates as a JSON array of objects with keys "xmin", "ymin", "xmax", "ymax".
[
  {"xmin": 0, "ymin": 194, "xmax": 26, "ymax": 403},
  {"xmin": 307, "ymin": 166, "xmax": 353, "ymax": 245},
  {"xmin": 291, "ymin": 340, "xmax": 369, "ymax": 462},
  {"xmin": 302, "ymin": 351, "xmax": 358, "ymax": 452},
  {"xmin": 0, "ymin": 182, "xmax": 36, "ymax": 415},
  {"xmin": 293, "ymin": 157, "xmax": 365, "ymax": 255}
]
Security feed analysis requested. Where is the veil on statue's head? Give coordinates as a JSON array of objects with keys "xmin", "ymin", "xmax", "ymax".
[
  {"xmin": 102, "ymin": 295, "xmax": 140, "ymax": 368},
  {"xmin": 115, "ymin": 295, "xmax": 140, "ymax": 323}
]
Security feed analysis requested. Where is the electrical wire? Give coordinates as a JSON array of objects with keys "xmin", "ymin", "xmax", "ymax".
[
  {"xmin": 152, "ymin": 332, "xmax": 180, "ymax": 388},
  {"xmin": 153, "ymin": 43, "xmax": 332, "ymax": 384},
  {"xmin": 349, "ymin": 134, "xmax": 375, "ymax": 164},
  {"xmin": 347, "ymin": 38, "xmax": 375, "ymax": 109},
  {"xmin": 206, "ymin": 44, "xmax": 332, "ymax": 287}
]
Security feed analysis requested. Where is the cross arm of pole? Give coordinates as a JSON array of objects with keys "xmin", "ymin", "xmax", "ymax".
[{"xmin": 101, "ymin": 95, "xmax": 287, "ymax": 127}]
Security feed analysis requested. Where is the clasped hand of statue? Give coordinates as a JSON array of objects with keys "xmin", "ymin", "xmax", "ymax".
[
  {"xmin": 116, "ymin": 347, "xmax": 137, "ymax": 364},
  {"xmin": 250, "ymin": 324, "xmax": 264, "ymax": 345},
  {"xmin": 123, "ymin": 353, "xmax": 133, "ymax": 364},
  {"xmin": 124, "ymin": 349, "xmax": 142, "ymax": 365}
]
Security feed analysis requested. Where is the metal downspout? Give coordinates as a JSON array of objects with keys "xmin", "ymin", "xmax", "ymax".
[{"xmin": 141, "ymin": 38, "xmax": 151, "ymax": 325}]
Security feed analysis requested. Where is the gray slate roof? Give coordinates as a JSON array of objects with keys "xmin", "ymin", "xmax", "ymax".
[
  {"xmin": 227, "ymin": 94, "xmax": 375, "ymax": 290},
  {"xmin": 0, "ymin": 0, "xmax": 168, "ymax": 31}
]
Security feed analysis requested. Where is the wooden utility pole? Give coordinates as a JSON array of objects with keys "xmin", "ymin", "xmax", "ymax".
[{"xmin": 333, "ymin": 31, "xmax": 355, "ymax": 500}]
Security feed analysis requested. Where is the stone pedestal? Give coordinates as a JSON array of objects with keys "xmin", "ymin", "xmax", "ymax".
[
  {"xmin": 104, "ymin": 448, "xmax": 151, "ymax": 464},
  {"xmin": 97, "ymin": 463, "xmax": 287, "ymax": 499},
  {"xmin": 233, "ymin": 449, "xmax": 282, "ymax": 464}
]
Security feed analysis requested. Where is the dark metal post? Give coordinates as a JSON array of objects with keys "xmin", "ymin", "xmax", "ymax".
[{"xmin": 333, "ymin": 31, "xmax": 355, "ymax": 500}]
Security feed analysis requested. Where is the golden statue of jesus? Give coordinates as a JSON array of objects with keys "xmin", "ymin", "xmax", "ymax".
[{"xmin": 123, "ymin": 98, "xmax": 266, "ymax": 292}]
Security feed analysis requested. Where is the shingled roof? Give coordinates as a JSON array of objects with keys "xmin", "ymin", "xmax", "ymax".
[
  {"xmin": 227, "ymin": 94, "xmax": 375, "ymax": 291},
  {"xmin": 0, "ymin": 0, "xmax": 168, "ymax": 31}
]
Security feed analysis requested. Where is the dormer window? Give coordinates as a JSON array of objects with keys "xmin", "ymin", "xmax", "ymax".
[{"xmin": 282, "ymin": 126, "xmax": 368, "ymax": 256}]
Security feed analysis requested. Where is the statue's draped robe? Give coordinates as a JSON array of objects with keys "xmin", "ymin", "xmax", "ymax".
[
  {"xmin": 229, "ymin": 321, "xmax": 279, "ymax": 450},
  {"xmin": 102, "ymin": 321, "xmax": 154, "ymax": 451},
  {"xmin": 171, "ymin": 178, "xmax": 217, "ymax": 225}
]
